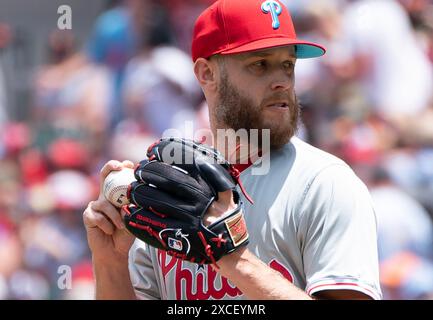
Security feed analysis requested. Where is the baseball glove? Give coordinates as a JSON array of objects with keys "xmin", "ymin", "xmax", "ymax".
[{"xmin": 122, "ymin": 137, "xmax": 253, "ymax": 266}]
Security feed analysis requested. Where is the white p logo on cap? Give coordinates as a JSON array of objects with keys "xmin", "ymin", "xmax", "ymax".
[{"xmin": 261, "ymin": 0, "xmax": 282, "ymax": 30}]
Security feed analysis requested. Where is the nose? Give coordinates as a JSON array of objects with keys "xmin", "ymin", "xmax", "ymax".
[{"xmin": 270, "ymin": 70, "xmax": 293, "ymax": 91}]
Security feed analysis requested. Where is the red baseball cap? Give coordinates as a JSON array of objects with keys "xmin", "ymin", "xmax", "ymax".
[{"xmin": 192, "ymin": 0, "xmax": 326, "ymax": 62}]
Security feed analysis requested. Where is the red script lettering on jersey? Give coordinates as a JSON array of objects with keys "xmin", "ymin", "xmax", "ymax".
[{"xmin": 158, "ymin": 250, "xmax": 295, "ymax": 299}]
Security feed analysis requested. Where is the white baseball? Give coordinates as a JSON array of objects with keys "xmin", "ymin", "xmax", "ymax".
[{"xmin": 103, "ymin": 168, "xmax": 136, "ymax": 208}]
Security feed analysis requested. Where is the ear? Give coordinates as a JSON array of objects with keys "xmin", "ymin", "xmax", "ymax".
[{"xmin": 194, "ymin": 58, "xmax": 218, "ymax": 91}]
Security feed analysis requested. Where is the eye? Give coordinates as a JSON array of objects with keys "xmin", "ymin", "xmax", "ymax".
[
  {"xmin": 250, "ymin": 60, "xmax": 267, "ymax": 69},
  {"xmin": 283, "ymin": 61, "xmax": 295, "ymax": 70}
]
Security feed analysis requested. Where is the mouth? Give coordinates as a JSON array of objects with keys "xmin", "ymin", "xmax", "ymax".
[{"xmin": 266, "ymin": 102, "xmax": 289, "ymax": 110}]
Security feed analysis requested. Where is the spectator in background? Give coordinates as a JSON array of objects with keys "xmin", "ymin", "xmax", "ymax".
[
  {"xmin": 340, "ymin": 0, "xmax": 433, "ymax": 116},
  {"xmin": 32, "ymin": 30, "xmax": 111, "ymax": 158},
  {"xmin": 369, "ymin": 165, "xmax": 433, "ymax": 299},
  {"xmin": 380, "ymin": 147, "xmax": 433, "ymax": 216},
  {"xmin": 369, "ymin": 166, "xmax": 433, "ymax": 260},
  {"xmin": 159, "ymin": 0, "xmax": 215, "ymax": 54},
  {"xmin": 0, "ymin": 159, "xmax": 25, "ymax": 299},
  {"xmin": 86, "ymin": 0, "xmax": 153, "ymax": 129},
  {"xmin": 336, "ymin": 0, "xmax": 433, "ymax": 144},
  {"xmin": 18, "ymin": 170, "xmax": 93, "ymax": 297},
  {"xmin": 0, "ymin": 23, "xmax": 11, "ymax": 129},
  {"xmin": 121, "ymin": 2, "xmax": 202, "ymax": 137}
]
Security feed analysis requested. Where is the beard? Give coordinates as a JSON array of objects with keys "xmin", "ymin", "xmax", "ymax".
[{"xmin": 215, "ymin": 71, "xmax": 300, "ymax": 151}]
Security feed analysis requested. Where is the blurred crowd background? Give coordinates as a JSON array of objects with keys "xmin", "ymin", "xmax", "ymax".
[{"xmin": 1, "ymin": 0, "xmax": 433, "ymax": 300}]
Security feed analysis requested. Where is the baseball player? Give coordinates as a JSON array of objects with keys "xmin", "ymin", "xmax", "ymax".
[{"xmin": 83, "ymin": 0, "xmax": 382, "ymax": 300}]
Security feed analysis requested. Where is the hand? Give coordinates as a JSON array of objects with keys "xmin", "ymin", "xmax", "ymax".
[
  {"xmin": 204, "ymin": 190, "xmax": 245, "ymax": 270},
  {"xmin": 203, "ymin": 190, "xmax": 237, "ymax": 226},
  {"xmin": 83, "ymin": 160, "xmax": 136, "ymax": 263}
]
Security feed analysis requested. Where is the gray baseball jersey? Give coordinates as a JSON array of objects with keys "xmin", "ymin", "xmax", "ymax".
[{"xmin": 128, "ymin": 137, "xmax": 382, "ymax": 300}]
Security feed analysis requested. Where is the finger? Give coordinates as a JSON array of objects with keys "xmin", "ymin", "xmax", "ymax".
[
  {"xmin": 120, "ymin": 205, "xmax": 129, "ymax": 220},
  {"xmin": 83, "ymin": 205, "xmax": 115, "ymax": 235},
  {"xmin": 99, "ymin": 160, "xmax": 123, "ymax": 190},
  {"xmin": 91, "ymin": 199, "xmax": 124, "ymax": 229},
  {"xmin": 122, "ymin": 160, "xmax": 135, "ymax": 169}
]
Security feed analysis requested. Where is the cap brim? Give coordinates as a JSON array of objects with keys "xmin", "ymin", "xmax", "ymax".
[{"xmin": 219, "ymin": 37, "xmax": 326, "ymax": 59}]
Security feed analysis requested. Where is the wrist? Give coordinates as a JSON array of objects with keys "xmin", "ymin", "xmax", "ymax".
[
  {"xmin": 93, "ymin": 254, "xmax": 131, "ymax": 284},
  {"xmin": 215, "ymin": 246, "xmax": 249, "ymax": 278},
  {"xmin": 203, "ymin": 190, "xmax": 237, "ymax": 226},
  {"xmin": 93, "ymin": 254, "xmax": 136, "ymax": 300},
  {"xmin": 92, "ymin": 252, "xmax": 129, "ymax": 267}
]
